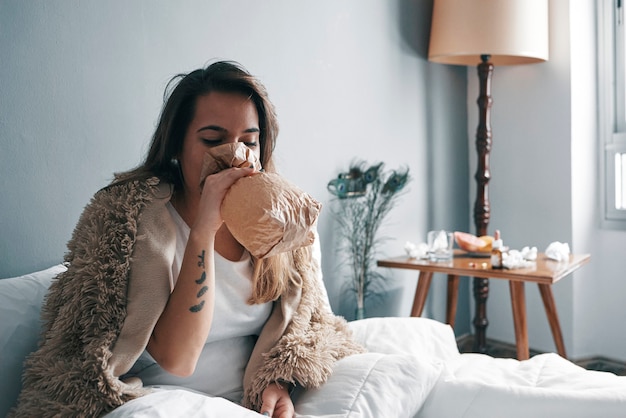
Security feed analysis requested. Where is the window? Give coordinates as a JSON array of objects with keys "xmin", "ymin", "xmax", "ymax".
[{"xmin": 599, "ymin": 0, "xmax": 626, "ymax": 228}]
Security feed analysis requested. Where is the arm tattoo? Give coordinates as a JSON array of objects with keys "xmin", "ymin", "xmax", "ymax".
[
  {"xmin": 189, "ymin": 300, "xmax": 205, "ymax": 313},
  {"xmin": 197, "ymin": 250, "xmax": 206, "ymax": 268},
  {"xmin": 197, "ymin": 286, "xmax": 208, "ymax": 298},
  {"xmin": 195, "ymin": 271, "xmax": 206, "ymax": 285},
  {"xmin": 189, "ymin": 249, "xmax": 208, "ymax": 313}
]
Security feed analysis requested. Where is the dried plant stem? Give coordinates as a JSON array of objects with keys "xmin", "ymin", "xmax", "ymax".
[{"xmin": 329, "ymin": 162, "xmax": 410, "ymax": 319}]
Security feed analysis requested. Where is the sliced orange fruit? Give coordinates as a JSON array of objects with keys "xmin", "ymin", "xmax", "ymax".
[
  {"xmin": 454, "ymin": 231, "xmax": 492, "ymax": 252},
  {"xmin": 478, "ymin": 235, "xmax": 494, "ymax": 252}
]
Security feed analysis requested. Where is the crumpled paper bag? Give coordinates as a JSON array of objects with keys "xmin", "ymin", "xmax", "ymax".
[
  {"xmin": 200, "ymin": 143, "xmax": 321, "ymax": 259},
  {"xmin": 199, "ymin": 143, "xmax": 262, "ymax": 182}
]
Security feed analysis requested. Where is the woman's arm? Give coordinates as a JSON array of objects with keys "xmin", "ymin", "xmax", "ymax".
[
  {"xmin": 146, "ymin": 167, "xmax": 253, "ymax": 376},
  {"xmin": 146, "ymin": 229, "xmax": 217, "ymax": 377}
]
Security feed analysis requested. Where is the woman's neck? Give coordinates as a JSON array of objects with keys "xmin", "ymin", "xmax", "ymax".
[
  {"xmin": 171, "ymin": 190, "xmax": 245, "ymax": 262},
  {"xmin": 170, "ymin": 190, "xmax": 197, "ymax": 227}
]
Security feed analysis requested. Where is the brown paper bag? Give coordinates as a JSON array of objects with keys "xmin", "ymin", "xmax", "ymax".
[{"xmin": 200, "ymin": 143, "xmax": 321, "ymax": 258}]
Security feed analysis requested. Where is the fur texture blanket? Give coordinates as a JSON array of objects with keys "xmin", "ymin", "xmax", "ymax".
[{"xmin": 11, "ymin": 177, "xmax": 363, "ymax": 417}]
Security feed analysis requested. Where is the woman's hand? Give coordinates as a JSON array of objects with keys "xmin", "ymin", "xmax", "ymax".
[
  {"xmin": 193, "ymin": 166, "xmax": 254, "ymax": 235},
  {"xmin": 260, "ymin": 382, "xmax": 294, "ymax": 418}
]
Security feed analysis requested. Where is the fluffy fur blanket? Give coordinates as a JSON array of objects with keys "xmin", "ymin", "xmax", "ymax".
[{"xmin": 11, "ymin": 177, "xmax": 363, "ymax": 417}]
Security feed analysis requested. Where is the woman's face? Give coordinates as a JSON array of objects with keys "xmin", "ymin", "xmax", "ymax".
[{"xmin": 178, "ymin": 91, "xmax": 260, "ymax": 196}]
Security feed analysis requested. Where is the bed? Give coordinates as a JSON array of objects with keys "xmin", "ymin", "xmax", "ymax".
[{"xmin": 2, "ymin": 264, "xmax": 626, "ymax": 417}]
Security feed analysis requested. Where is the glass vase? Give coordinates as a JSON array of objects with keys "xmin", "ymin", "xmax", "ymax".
[{"xmin": 355, "ymin": 306, "xmax": 365, "ymax": 320}]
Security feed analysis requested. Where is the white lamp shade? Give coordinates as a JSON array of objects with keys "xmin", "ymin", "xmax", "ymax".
[{"xmin": 428, "ymin": 0, "xmax": 549, "ymax": 66}]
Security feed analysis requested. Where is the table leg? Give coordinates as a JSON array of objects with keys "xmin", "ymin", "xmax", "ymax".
[
  {"xmin": 446, "ymin": 275, "xmax": 460, "ymax": 328},
  {"xmin": 538, "ymin": 283, "xmax": 567, "ymax": 358},
  {"xmin": 509, "ymin": 281, "xmax": 529, "ymax": 360},
  {"xmin": 410, "ymin": 271, "xmax": 433, "ymax": 317},
  {"xmin": 472, "ymin": 277, "xmax": 489, "ymax": 353}
]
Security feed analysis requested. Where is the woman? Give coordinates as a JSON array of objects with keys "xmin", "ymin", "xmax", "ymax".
[{"xmin": 12, "ymin": 61, "xmax": 363, "ymax": 418}]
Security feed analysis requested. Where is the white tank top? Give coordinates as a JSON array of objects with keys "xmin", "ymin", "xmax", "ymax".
[{"xmin": 126, "ymin": 203, "xmax": 273, "ymax": 404}]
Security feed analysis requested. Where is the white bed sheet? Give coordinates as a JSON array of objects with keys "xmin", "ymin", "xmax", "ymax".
[
  {"xmin": 417, "ymin": 352, "xmax": 626, "ymax": 418},
  {"xmin": 103, "ymin": 317, "xmax": 626, "ymax": 418}
]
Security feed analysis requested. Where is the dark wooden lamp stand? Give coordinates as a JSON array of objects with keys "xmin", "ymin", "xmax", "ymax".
[
  {"xmin": 427, "ymin": 0, "xmax": 549, "ymax": 355},
  {"xmin": 472, "ymin": 54, "xmax": 493, "ymax": 353}
]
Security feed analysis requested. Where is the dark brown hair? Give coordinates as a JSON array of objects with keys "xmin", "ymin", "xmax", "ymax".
[
  {"xmin": 115, "ymin": 60, "xmax": 279, "ymax": 188},
  {"xmin": 114, "ymin": 61, "xmax": 302, "ymax": 304}
]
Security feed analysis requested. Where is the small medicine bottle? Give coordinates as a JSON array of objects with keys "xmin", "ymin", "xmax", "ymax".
[{"xmin": 490, "ymin": 230, "xmax": 505, "ymax": 269}]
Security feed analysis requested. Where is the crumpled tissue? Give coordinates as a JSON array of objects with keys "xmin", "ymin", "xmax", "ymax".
[
  {"xmin": 502, "ymin": 247, "xmax": 537, "ymax": 269},
  {"xmin": 545, "ymin": 241, "xmax": 571, "ymax": 261},
  {"xmin": 405, "ymin": 241, "xmax": 429, "ymax": 259},
  {"xmin": 520, "ymin": 246, "xmax": 538, "ymax": 261}
]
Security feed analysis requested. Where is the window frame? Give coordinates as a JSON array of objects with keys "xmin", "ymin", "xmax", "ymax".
[{"xmin": 598, "ymin": 0, "xmax": 626, "ymax": 229}]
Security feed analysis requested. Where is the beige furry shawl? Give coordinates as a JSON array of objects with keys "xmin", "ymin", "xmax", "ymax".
[{"xmin": 11, "ymin": 177, "xmax": 363, "ymax": 417}]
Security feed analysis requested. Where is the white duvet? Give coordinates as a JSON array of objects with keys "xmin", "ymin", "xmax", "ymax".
[{"xmin": 104, "ymin": 317, "xmax": 626, "ymax": 418}]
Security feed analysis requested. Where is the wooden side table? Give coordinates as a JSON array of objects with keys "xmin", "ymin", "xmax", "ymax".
[{"xmin": 377, "ymin": 251, "xmax": 590, "ymax": 360}]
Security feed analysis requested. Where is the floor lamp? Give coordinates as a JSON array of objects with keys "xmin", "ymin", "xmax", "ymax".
[{"xmin": 428, "ymin": 0, "xmax": 549, "ymax": 353}]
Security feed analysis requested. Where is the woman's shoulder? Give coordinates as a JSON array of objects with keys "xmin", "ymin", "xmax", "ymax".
[
  {"xmin": 75, "ymin": 177, "xmax": 174, "ymax": 225},
  {"xmin": 95, "ymin": 176, "xmax": 173, "ymax": 203}
]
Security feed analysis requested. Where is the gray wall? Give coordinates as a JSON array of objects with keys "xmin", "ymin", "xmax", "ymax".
[
  {"xmin": 4, "ymin": 0, "xmax": 623, "ymax": 363},
  {"xmin": 0, "ymin": 1, "xmax": 471, "ymax": 332}
]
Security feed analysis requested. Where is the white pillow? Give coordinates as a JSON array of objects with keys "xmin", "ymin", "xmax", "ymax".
[
  {"xmin": 0, "ymin": 264, "xmax": 67, "ymax": 417},
  {"xmin": 347, "ymin": 317, "xmax": 461, "ymax": 363},
  {"xmin": 294, "ymin": 352, "xmax": 441, "ymax": 418},
  {"xmin": 293, "ymin": 317, "xmax": 459, "ymax": 418},
  {"xmin": 103, "ymin": 387, "xmax": 260, "ymax": 418}
]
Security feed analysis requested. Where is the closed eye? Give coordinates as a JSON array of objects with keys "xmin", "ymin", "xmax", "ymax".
[{"xmin": 201, "ymin": 138, "xmax": 223, "ymax": 146}]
